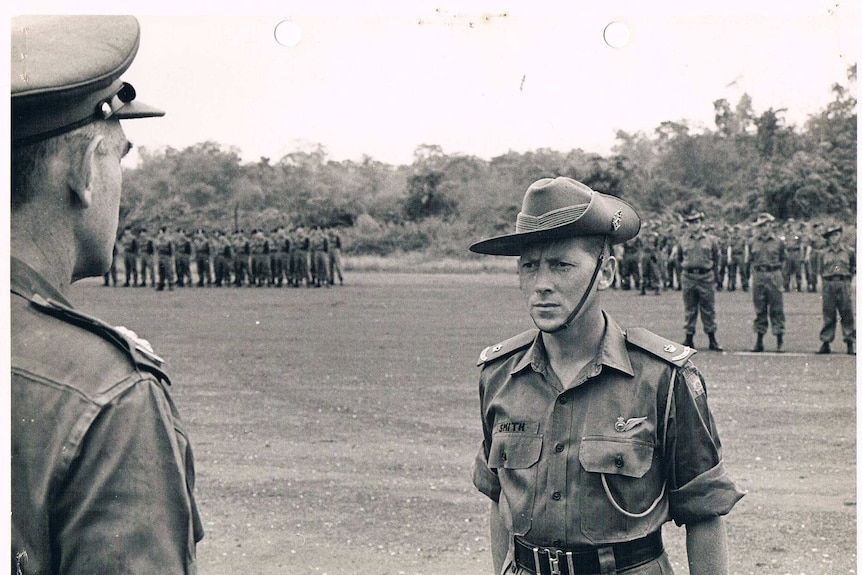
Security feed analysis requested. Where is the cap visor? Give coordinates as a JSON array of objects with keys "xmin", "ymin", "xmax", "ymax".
[{"xmin": 115, "ymin": 99, "xmax": 165, "ymax": 119}]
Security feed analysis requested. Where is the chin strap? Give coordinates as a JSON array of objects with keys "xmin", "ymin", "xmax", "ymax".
[{"xmin": 543, "ymin": 236, "xmax": 607, "ymax": 334}]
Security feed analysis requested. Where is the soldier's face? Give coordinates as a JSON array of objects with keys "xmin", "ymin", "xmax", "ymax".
[
  {"xmin": 518, "ymin": 237, "xmax": 614, "ymax": 332},
  {"xmin": 75, "ymin": 120, "xmax": 131, "ymax": 280}
]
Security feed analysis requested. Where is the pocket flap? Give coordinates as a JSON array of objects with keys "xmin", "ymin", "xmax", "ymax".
[
  {"xmin": 579, "ymin": 437, "xmax": 654, "ymax": 478},
  {"xmin": 488, "ymin": 434, "xmax": 542, "ymax": 470}
]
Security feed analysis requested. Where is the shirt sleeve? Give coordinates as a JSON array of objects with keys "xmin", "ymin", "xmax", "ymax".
[
  {"xmin": 472, "ymin": 373, "xmax": 501, "ymax": 502},
  {"xmin": 53, "ymin": 376, "xmax": 203, "ymax": 574},
  {"xmin": 664, "ymin": 362, "xmax": 745, "ymax": 525}
]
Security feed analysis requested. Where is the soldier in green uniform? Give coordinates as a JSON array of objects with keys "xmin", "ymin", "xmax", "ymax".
[
  {"xmin": 746, "ymin": 213, "xmax": 786, "ymax": 352},
  {"xmin": 817, "ymin": 225, "xmax": 856, "ymax": 355},
  {"xmin": 469, "ymin": 177, "xmax": 743, "ymax": 575},
  {"xmin": 11, "ymin": 16, "xmax": 202, "ymax": 574},
  {"xmin": 675, "ymin": 212, "xmax": 723, "ymax": 351}
]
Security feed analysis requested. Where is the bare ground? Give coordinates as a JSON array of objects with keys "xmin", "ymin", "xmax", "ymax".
[{"xmin": 73, "ymin": 273, "xmax": 856, "ymax": 575}]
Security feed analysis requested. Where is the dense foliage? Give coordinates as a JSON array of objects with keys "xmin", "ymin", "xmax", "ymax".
[{"xmin": 121, "ymin": 66, "xmax": 856, "ymax": 257}]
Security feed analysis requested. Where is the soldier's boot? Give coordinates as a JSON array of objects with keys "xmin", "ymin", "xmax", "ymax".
[
  {"xmin": 847, "ymin": 342, "xmax": 855, "ymax": 356},
  {"xmin": 817, "ymin": 342, "xmax": 831, "ymax": 354},
  {"xmin": 752, "ymin": 333, "xmax": 764, "ymax": 353},
  {"xmin": 683, "ymin": 334, "xmax": 695, "ymax": 349},
  {"xmin": 707, "ymin": 332, "xmax": 724, "ymax": 352},
  {"xmin": 776, "ymin": 334, "xmax": 784, "ymax": 353}
]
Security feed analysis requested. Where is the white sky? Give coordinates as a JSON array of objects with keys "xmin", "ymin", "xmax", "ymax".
[{"xmin": 5, "ymin": 1, "xmax": 860, "ymax": 167}]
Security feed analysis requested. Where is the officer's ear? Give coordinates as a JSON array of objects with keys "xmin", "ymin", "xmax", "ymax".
[
  {"xmin": 597, "ymin": 254, "xmax": 617, "ymax": 291},
  {"xmin": 67, "ymin": 135, "xmax": 104, "ymax": 208}
]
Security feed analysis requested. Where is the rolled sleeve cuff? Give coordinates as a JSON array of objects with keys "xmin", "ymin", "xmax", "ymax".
[
  {"xmin": 669, "ymin": 460, "xmax": 745, "ymax": 525},
  {"xmin": 471, "ymin": 450, "xmax": 500, "ymax": 502}
]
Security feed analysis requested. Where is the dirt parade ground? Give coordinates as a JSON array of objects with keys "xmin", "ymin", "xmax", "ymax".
[{"xmin": 71, "ymin": 271, "xmax": 856, "ymax": 575}]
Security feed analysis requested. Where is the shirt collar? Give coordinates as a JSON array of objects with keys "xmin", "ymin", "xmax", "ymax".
[
  {"xmin": 510, "ymin": 311, "xmax": 634, "ymax": 377},
  {"xmin": 10, "ymin": 257, "xmax": 72, "ymax": 307}
]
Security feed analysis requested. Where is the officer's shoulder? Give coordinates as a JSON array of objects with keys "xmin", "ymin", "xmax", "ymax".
[
  {"xmin": 25, "ymin": 294, "xmax": 171, "ymax": 385},
  {"xmin": 477, "ymin": 329, "xmax": 538, "ymax": 366},
  {"xmin": 625, "ymin": 327, "xmax": 696, "ymax": 367}
]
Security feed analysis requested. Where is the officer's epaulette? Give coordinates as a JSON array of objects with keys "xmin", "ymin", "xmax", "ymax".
[
  {"xmin": 28, "ymin": 294, "xmax": 171, "ymax": 384},
  {"xmin": 625, "ymin": 327, "xmax": 695, "ymax": 367},
  {"xmin": 477, "ymin": 329, "xmax": 538, "ymax": 366}
]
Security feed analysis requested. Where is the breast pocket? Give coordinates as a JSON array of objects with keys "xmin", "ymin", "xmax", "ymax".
[
  {"xmin": 579, "ymin": 436, "xmax": 664, "ymax": 543},
  {"xmin": 488, "ymin": 432, "xmax": 542, "ymax": 536}
]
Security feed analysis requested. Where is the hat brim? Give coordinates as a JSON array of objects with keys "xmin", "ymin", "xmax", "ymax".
[{"xmin": 469, "ymin": 194, "xmax": 640, "ymax": 256}]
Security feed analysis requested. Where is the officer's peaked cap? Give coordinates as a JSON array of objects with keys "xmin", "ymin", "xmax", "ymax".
[
  {"xmin": 469, "ymin": 177, "xmax": 640, "ymax": 256},
  {"xmin": 12, "ymin": 15, "xmax": 164, "ymax": 145}
]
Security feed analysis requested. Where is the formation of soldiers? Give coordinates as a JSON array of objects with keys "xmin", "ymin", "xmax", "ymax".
[
  {"xmin": 104, "ymin": 225, "xmax": 344, "ymax": 291},
  {"xmin": 610, "ymin": 216, "xmax": 852, "ymax": 296}
]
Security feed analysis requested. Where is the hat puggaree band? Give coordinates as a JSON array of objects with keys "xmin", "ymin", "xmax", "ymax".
[{"xmin": 469, "ymin": 177, "xmax": 641, "ymax": 256}]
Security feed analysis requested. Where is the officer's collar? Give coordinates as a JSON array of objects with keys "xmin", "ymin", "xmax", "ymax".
[
  {"xmin": 10, "ymin": 257, "xmax": 73, "ymax": 307},
  {"xmin": 510, "ymin": 311, "xmax": 634, "ymax": 378}
]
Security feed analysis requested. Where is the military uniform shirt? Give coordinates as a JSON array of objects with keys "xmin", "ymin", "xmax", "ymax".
[
  {"xmin": 820, "ymin": 243, "xmax": 855, "ymax": 278},
  {"xmin": 472, "ymin": 313, "xmax": 743, "ymax": 547},
  {"xmin": 749, "ymin": 233, "xmax": 785, "ymax": 268},
  {"xmin": 11, "ymin": 258, "xmax": 203, "ymax": 574},
  {"xmin": 677, "ymin": 231, "xmax": 719, "ymax": 270}
]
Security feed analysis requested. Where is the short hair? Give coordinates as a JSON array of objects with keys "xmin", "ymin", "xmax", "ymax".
[{"xmin": 11, "ymin": 122, "xmax": 104, "ymax": 211}]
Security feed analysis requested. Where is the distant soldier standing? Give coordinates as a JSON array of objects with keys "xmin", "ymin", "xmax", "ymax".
[
  {"xmin": 676, "ymin": 212, "xmax": 723, "ymax": 351},
  {"xmin": 155, "ymin": 226, "xmax": 174, "ymax": 291},
  {"xmin": 310, "ymin": 226, "xmax": 330, "ymax": 287},
  {"xmin": 817, "ymin": 225, "xmax": 856, "ymax": 355},
  {"xmin": 715, "ymin": 224, "xmax": 729, "ymax": 291},
  {"xmin": 121, "ymin": 225, "xmax": 139, "ymax": 286},
  {"xmin": 747, "ymin": 213, "xmax": 786, "ymax": 352},
  {"xmin": 213, "ymin": 230, "xmax": 233, "ymax": 287},
  {"xmin": 232, "ymin": 230, "xmax": 250, "ymax": 287},
  {"xmin": 328, "ymin": 228, "xmax": 344, "ymax": 286},
  {"xmin": 726, "ymin": 225, "xmax": 748, "ymax": 292},
  {"xmin": 139, "ymin": 227, "xmax": 156, "ymax": 287},
  {"xmin": 808, "ymin": 223, "xmax": 826, "ymax": 293},
  {"xmin": 194, "ymin": 228, "xmax": 212, "ymax": 287},
  {"xmin": 783, "ymin": 222, "xmax": 804, "ymax": 292},
  {"xmin": 174, "ymin": 227, "xmax": 193, "ymax": 287}
]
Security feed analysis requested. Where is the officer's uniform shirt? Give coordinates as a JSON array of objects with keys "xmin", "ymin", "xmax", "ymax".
[
  {"xmin": 472, "ymin": 312, "xmax": 743, "ymax": 549},
  {"xmin": 821, "ymin": 242, "xmax": 855, "ymax": 279},
  {"xmin": 11, "ymin": 258, "xmax": 204, "ymax": 574}
]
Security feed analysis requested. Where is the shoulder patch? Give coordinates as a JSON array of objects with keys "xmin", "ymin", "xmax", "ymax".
[
  {"xmin": 680, "ymin": 365, "xmax": 705, "ymax": 398},
  {"xmin": 477, "ymin": 329, "xmax": 538, "ymax": 366},
  {"xmin": 29, "ymin": 294, "xmax": 171, "ymax": 383},
  {"xmin": 625, "ymin": 327, "xmax": 696, "ymax": 367}
]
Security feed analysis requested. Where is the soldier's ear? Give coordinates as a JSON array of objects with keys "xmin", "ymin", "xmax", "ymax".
[
  {"xmin": 597, "ymin": 255, "xmax": 617, "ymax": 291},
  {"xmin": 68, "ymin": 135, "xmax": 104, "ymax": 208}
]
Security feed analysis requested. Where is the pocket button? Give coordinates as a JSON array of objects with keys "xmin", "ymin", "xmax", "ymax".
[{"xmin": 614, "ymin": 455, "xmax": 624, "ymax": 468}]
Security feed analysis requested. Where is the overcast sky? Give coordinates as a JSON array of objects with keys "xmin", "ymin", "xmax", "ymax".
[{"xmin": 6, "ymin": 1, "xmax": 860, "ymax": 167}]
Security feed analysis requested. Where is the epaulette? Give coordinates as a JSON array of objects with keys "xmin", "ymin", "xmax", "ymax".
[
  {"xmin": 477, "ymin": 329, "xmax": 538, "ymax": 366},
  {"xmin": 625, "ymin": 327, "xmax": 695, "ymax": 367},
  {"xmin": 28, "ymin": 293, "xmax": 171, "ymax": 384}
]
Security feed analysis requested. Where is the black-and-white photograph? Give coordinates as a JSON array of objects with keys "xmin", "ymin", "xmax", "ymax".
[{"xmin": 7, "ymin": 3, "xmax": 857, "ymax": 574}]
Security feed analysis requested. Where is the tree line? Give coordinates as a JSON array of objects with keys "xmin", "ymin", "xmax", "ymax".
[{"xmin": 121, "ymin": 65, "xmax": 856, "ymax": 258}]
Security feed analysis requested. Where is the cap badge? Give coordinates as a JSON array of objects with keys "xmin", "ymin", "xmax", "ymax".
[
  {"xmin": 612, "ymin": 210, "xmax": 623, "ymax": 231},
  {"xmin": 663, "ymin": 344, "xmax": 677, "ymax": 353}
]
